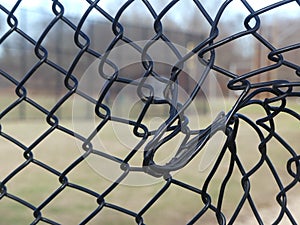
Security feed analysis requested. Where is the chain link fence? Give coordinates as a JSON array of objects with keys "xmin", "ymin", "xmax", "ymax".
[{"xmin": 0, "ymin": 0, "xmax": 299, "ymax": 224}]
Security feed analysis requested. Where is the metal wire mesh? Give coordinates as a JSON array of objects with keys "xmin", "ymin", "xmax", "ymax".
[{"xmin": 0, "ymin": 0, "xmax": 299, "ymax": 224}]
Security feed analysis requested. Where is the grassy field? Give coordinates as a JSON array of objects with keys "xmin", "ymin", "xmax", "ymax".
[{"xmin": 0, "ymin": 98, "xmax": 299, "ymax": 224}]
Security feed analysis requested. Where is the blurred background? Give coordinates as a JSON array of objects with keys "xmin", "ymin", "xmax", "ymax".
[
  {"xmin": 1, "ymin": 0, "xmax": 299, "ymax": 120},
  {"xmin": 0, "ymin": 1, "xmax": 299, "ymax": 224}
]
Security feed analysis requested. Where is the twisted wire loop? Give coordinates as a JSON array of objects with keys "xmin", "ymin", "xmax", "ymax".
[{"xmin": 0, "ymin": 0, "xmax": 299, "ymax": 224}]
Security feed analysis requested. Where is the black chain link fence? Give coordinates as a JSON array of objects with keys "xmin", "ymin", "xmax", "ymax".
[{"xmin": 0, "ymin": 0, "xmax": 300, "ymax": 224}]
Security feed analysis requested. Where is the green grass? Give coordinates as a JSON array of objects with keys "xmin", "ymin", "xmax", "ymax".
[{"xmin": 0, "ymin": 97, "xmax": 299, "ymax": 224}]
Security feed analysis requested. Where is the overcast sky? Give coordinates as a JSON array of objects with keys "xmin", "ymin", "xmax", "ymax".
[{"xmin": 1, "ymin": 0, "xmax": 299, "ymax": 20}]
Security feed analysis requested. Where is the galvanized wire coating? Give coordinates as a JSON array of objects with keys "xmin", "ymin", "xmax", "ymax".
[{"xmin": 0, "ymin": 0, "xmax": 300, "ymax": 224}]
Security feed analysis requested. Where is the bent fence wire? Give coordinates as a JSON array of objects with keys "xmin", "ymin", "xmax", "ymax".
[{"xmin": 0, "ymin": 0, "xmax": 300, "ymax": 224}]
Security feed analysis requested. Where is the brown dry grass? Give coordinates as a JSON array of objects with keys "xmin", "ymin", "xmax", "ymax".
[{"xmin": 0, "ymin": 100, "xmax": 299, "ymax": 224}]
